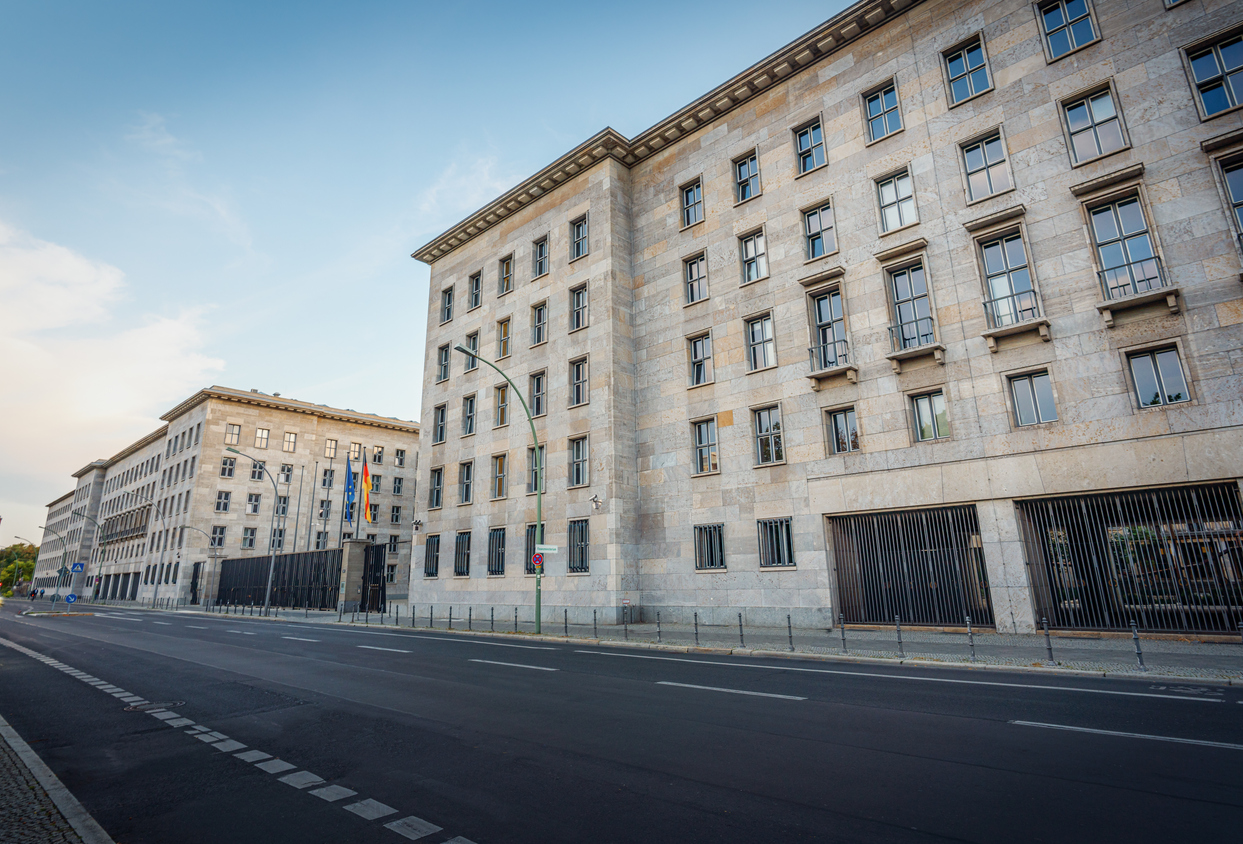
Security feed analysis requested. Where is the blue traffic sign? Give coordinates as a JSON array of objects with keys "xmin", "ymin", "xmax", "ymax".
[
  {"xmin": 65, "ymin": 594, "xmax": 77, "ymax": 603},
  {"xmin": 71, "ymin": 562, "xmax": 84, "ymax": 572}
]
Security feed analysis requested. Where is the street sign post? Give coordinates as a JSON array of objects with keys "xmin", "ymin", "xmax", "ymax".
[
  {"xmin": 71, "ymin": 563, "xmax": 84, "ymax": 573},
  {"xmin": 65, "ymin": 594, "xmax": 76, "ymax": 604}
]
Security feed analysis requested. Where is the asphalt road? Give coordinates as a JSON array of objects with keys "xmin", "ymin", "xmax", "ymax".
[{"xmin": 1, "ymin": 601, "xmax": 1240, "ymax": 844}]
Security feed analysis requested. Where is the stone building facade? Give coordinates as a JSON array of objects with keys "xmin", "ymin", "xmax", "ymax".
[
  {"xmin": 36, "ymin": 387, "xmax": 419, "ymax": 606},
  {"xmin": 412, "ymin": 0, "xmax": 1243, "ymax": 633}
]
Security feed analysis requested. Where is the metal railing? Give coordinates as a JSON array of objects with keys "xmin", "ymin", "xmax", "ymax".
[
  {"xmin": 983, "ymin": 290, "xmax": 1042, "ymax": 329},
  {"xmin": 807, "ymin": 338, "xmax": 850, "ymax": 373},
  {"xmin": 888, "ymin": 316, "xmax": 936, "ymax": 353},
  {"xmin": 1098, "ymin": 256, "xmax": 1167, "ymax": 301}
]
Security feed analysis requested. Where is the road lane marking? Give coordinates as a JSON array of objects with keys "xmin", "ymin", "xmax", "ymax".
[
  {"xmin": 97, "ymin": 616, "xmax": 142, "ymax": 621},
  {"xmin": 187, "ymin": 625, "xmax": 208, "ymax": 629},
  {"xmin": 657, "ymin": 681, "xmax": 806, "ymax": 700},
  {"xmin": 358, "ymin": 645, "xmax": 411, "ymax": 653},
  {"xmin": 1011, "ymin": 721, "xmax": 1243, "ymax": 750},
  {"xmin": 283, "ymin": 636, "xmax": 320, "ymax": 642},
  {"xmin": 410, "ymin": 634, "xmax": 554, "ymax": 651},
  {"xmin": 153, "ymin": 622, "xmax": 172, "ymax": 625},
  {"xmin": 469, "ymin": 658, "xmax": 557, "ymax": 671},
  {"xmin": 573, "ymin": 650, "xmax": 1224, "ymax": 703}
]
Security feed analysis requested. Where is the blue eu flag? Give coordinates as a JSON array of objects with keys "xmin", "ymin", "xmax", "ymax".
[{"xmin": 344, "ymin": 456, "xmax": 355, "ymax": 524}]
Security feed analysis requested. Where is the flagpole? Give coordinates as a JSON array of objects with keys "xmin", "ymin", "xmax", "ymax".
[{"xmin": 292, "ymin": 464, "xmax": 305, "ymax": 554}]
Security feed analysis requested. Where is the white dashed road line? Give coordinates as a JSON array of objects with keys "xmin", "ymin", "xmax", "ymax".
[
  {"xmin": 283, "ymin": 636, "xmax": 320, "ymax": 642},
  {"xmin": 187, "ymin": 626, "xmax": 208, "ymax": 629},
  {"xmin": 656, "ymin": 680, "xmax": 806, "ymax": 700},
  {"xmin": 1010, "ymin": 721, "xmax": 1243, "ymax": 750},
  {"xmin": 358, "ymin": 645, "xmax": 411, "ymax": 653},
  {"xmin": 469, "ymin": 658, "xmax": 558, "ymax": 672}
]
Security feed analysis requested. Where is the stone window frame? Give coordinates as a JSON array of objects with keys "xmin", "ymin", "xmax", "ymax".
[
  {"xmin": 1204, "ymin": 135, "xmax": 1243, "ymax": 259},
  {"xmin": 439, "ymin": 286, "xmax": 454, "ymax": 324},
  {"xmin": 435, "ymin": 344, "xmax": 450, "ymax": 383},
  {"xmin": 965, "ymin": 212, "xmax": 1052, "ymax": 347},
  {"xmin": 496, "ymin": 316, "xmax": 512, "ymax": 359},
  {"xmin": 1074, "ymin": 173, "xmax": 1171, "ymax": 305},
  {"xmin": 860, "ymin": 77, "xmax": 905, "ymax": 146},
  {"xmin": 791, "ymin": 113, "xmax": 828, "ymax": 178},
  {"xmin": 431, "ymin": 404, "xmax": 446, "ymax": 445},
  {"xmin": 1179, "ymin": 22, "xmax": 1243, "ymax": 123},
  {"xmin": 458, "ymin": 460, "xmax": 474, "ymax": 506},
  {"xmin": 493, "ymin": 382, "xmax": 510, "ymax": 429},
  {"xmin": 804, "ymin": 278, "xmax": 853, "ymax": 372},
  {"xmin": 1057, "ymin": 79, "xmax": 1132, "ymax": 169},
  {"xmin": 749, "ymin": 402, "xmax": 786, "ymax": 467},
  {"xmin": 683, "ymin": 250, "xmax": 709, "ymax": 306},
  {"xmin": 686, "ymin": 330, "xmax": 715, "ymax": 389},
  {"xmin": 498, "ymin": 254, "xmax": 514, "ymax": 297},
  {"xmin": 822, "ymin": 402, "xmax": 861, "ymax": 457},
  {"xmin": 689, "ymin": 414, "xmax": 721, "ymax": 478},
  {"xmin": 569, "ymin": 213, "xmax": 590, "ymax": 264},
  {"xmin": 940, "ymin": 32, "xmax": 995, "ymax": 110},
  {"xmin": 743, "ymin": 309, "xmax": 778, "ymax": 374},
  {"xmin": 956, "ymin": 125, "xmax": 1016, "ymax": 206},
  {"xmin": 461, "ymin": 393, "xmax": 477, "ymax": 438},
  {"xmin": 568, "ymin": 435, "xmax": 590, "ymax": 489},
  {"xmin": 569, "ymin": 355, "xmax": 590, "ymax": 408},
  {"xmin": 529, "ymin": 369, "xmax": 547, "ymax": 418},
  {"xmin": 908, "ymin": 388, "xmax": 952, "ymax": 444},
  {"xmin": 463, "ymin": 331, "xmax": 479, "ymax": 372},
  {"xmin": 873, "ymin": 164, "xmax": 920, "ymax": 238},
  {"xmin": 530, "ymin": 299, "xmax": 548, "ymax": 347},
  {"xmin": 427, "ymin": 466, "xmax": 444, "ymax": 510},
  {"xmin": 881, "ymin": 249, "xmax": 943, "ymax": 354},
  {"xmin": 998, "ymin": 362, "xmax": 1063, "ymax": 431},
  {"xmin": 568, "ymin": 282, "xmax": 589, "ymax": 332},
  {"xmin": 1032, "ymin": 0, "xmax": 1102, "ymax": 65},
  {"xmin": 800, "ymin": 195, "xmax": 839, "ymax": 263},
  {"xmin": 738, "ymin": 225, "xmax": 770, "ymax": 286},
  {"xmin": 693, "ymin": 523, "xmax": 727, "ymax": 572},
  {"xmin": 467, "ymin": 270, "xmax": 483, "ymax": 311},
  {"xmin": 490, "ymin": 453, "xmax": 508, "ymax": 501},
  {"xmin": 679, "ymin": 175, "xmax": 705, "ymax": 230},
  {"xmin": 532, "ymin": 233, "xmax": 550, "ymax": 279},
  {"xmin": 1116, "ymin": 336, "xmax": 1199, "ymax": 413},
  {"xmin": 732, "ymin": 147, "xmax": 763, "ymax": 206}
]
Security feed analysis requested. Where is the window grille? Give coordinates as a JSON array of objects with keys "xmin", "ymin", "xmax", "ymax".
[
  {"xmin": 568, "ymin": 519, "xmax": 589, "ymax": 573},
  {"xmin": 488, "ymin": 527, "xmax": 506, "ymax": 575},
  {"xmin": 454, "ymin": 531, "xmax": 471, "ymax": 577},
  {"xmin": 757, "ymin": 517, "xmax": 794, "ymax": 567},
  {"xmin": 694, "ymin": 524, "xmax": 725, "ymax": 570},
  {"xmin": 424, "ymin": 534, "xmax": 440, "ymax": 577}
]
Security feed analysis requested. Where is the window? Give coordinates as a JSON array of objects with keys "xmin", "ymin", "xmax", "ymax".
[
  {"xmin": 468, "ymin": 271, "xmax": 482, "ymax": 309},
  {"xmin": 889, "ymin": 262, "xmax": 934, "ymax": 349},
  {"xmin": 865, "ymin": 83, "xmax": 902, "ymax": 141},
  {"xmin": 795, "ymin": 120, "xmax": 825, "ymax": 173},
  {"xmin": 527, "ymin": 445, "xmax": 546, "ymax": 494},
  {"xmin": 454, "ymin": 531, "xmax": 471, "ymax": 577},
  {"xmin": 945, "ymin": 41, "xmax": 990, "ymax": 104},
  {"xmin": 963, "ymin": 134, "xmax": 1010, "ymax": 201},
  {"xmin": 694, "ymin": 524, "xmax": 725, "ymax": 570},
  {"xmin": 811, "ymin": 289, "xmax": 848, "ymax": 370},
  {"xmin": 827, "ymin": 408, "xmax": 859, "ymax": 454},
  {"xmin": 982, "ymin": 233, "xmax": 1038, "ymax": 328},
  {"xmin": 1039, "ymin": 0, "xmax": 1096, "ymax": 60},
  {"xmin": 350, "ymin": 442, "xmax": 362, "ymax": 461},
  {"xmin": 270, "ymin": 528, "xmax": 285, "ymax": 551},
  {"xmin": 250, "ymin": 461, "xmax": 265, "ymax": 481},
  {"xmin": 428, "ymin": 467, "xmax": 443, "ymax": 509},
  {"xmin": 692, "ymin": 418, "xmax": 719, "ymax": 475},
  {"xmin": 531, "ymin": 301, "xmax": 548, "ymax": 345},
  {"xmin": 255, "ymin": 428, "xmax": 270, "ymax": 449},
  {"xmin": 319, "ymin": 499, "xmax": 332, "ymax": 520},
  {"xmin": 488, "ymin": 527, "xmax": 506, "ymax": 576},
  {"xmin": 432, "ymin": 405, "xmax": 446, "ymax": 444},
  {"xmin": 210, "ymin": 526, "xmax": 225, "ymax": 548},
  {"xmin": 436, "ymin": 344, "xmax": 450, "ymax": 382},
  {"xmin": 464, "ymin": 332, "xmax": 479, "ymax": 371},
  {"xmin": 1064, "ymin": 89, "xmax": 1125, "ymax": 163},
  {"xmin": 391, "ymin": 505, "xmax": 401, "ymax": 524},
  {"xmin": 753, "ymin": 406, "xmax": 784, "ymax": 465},
  {"xmin": 224, "ymin": 424, "xmax": 241, "ymax": 445},
  {"xmin": 491, "ymin": 454, "xmax": 507, "ymax": 499},
  {"xmin": 758, "ymin": 517, "xmax": 795, "ymax": 568},
  {"xmin": 570, "ymin": 284, "xmax": 588, "ymax": 331},
  {"xmin": 370, "ymin": 473, "xmax": 381, "ymax": 494},
  {"xmin": 913, "ymin": 391, "xmax": 950, "ymax": 441},
  {"xmin": 368, "ymin": 502, "xmax": 378, "ymax": 522},
  {"xmin": 277, "ymin": 496, "xmax": 289, "ymax": 517},
  {"xmin": 220, "ymin": 457, "xmax": 236, "ymax": 478},
  {"xmin": 1129, "ymin": 348, "xmax": 1189, "ymax": 407},
  {"xmin": 568, "ymin": 519, "xmax": 589, "ymax": 573},
  {"xmin": 371, "ymin": 446, "xmax": 382, "ymax": 464},
  {"xmin": 682, "ymin": 179, "xmax": 703, "ymax": 227},
  {"xmin": 745, "ymin": 314, "xmax": 775, "ymax": 371},
  {"xmin": 497, "ymin": 318, "xmax": 511, "ymax": 357},
  {"xmin": 1189, "ymin": 35, "xmax": 1243, "ymax": 118},
  {"xmin": 246, "ymin": 493, "xmax": 261, "ymax": 515},
  {"xmin": 215, "ymin": 491, "xmax": 231, "ymax": 513},
  {"xmin": 325, "ymin": 439, "xmax": 338, "ymax": 459},
  {"xmin": 569, "ymin": 358, "xmax": 588, "ymax": 406},
  {"xmin": 804, "ymin": 202, "xmax": 836, "ymax": 259},
  {"xmin": 322, "ymin": 468, "xmax": 335, "ymax": 488},
  {"xmin": 315, "ymin": 532, "xmax": 327, "ymax": 551},
  {"xmin": 242, "ymin": 527, "xmax": 256, "ymax": 549},
  {"xmin": 283, "ymin": 432, "xmax": 297, "ymax": 453},
  {"xmin": 740, "ymin": 231, "xmax": 767, "ymax": 283},
  {"xmin": 395, "ymin": 449, "xmax": 405, "ymax": 468},
  {"xmin": 424, "ymin": 534, "xmax": 440, "ymax": 577},
  {"xmin": 735, "ymin": 151, "xmax": 760, "ymax": 201},
  {"xmin": 570, "ymin": 215, "xmax": 589, "ymax": 260},
  {"xmin": 530, "ymin": 371, "xmax": 546, "ymax": 417},
  {"xmin": 1010, "ymin": 372, "xmax": 1058, "ymax": 426},
  {"xmin": 688, "ymin": 333, "xmax": 713, "ymax": 386},
  {"xmin": 462, "ymin": 394, "xmax": 476, "ymax": 436},
  {"xmin": 393, "ymin": 476, "xmax": 404, "ymax": 495},
  {"xmin": 499, "ymin": 255, "xmax": 514, "ymax": 295},
  {"xmin": 440, "ymin": 287, "xmax": 454, "ymax": 323},
  {"xmin": 366, "ymin": 533, "xmax": 376, "ymax": 545},
  {"xmin": 525, "ymin": 524, "xmax": 539, "ymax": 573},
  {"xmin": 533, "ymin": 236, "xmax": 549, "ymax": 277},
  {"xmin": 1090, "ymin": 197, "xmax": 1162, "ymax": 299},
  {"xmin": 459, "ymin": 461, "xmax": 473, "ymax": 504},
  {"xmin": 877, "ymin": 170, "xmax": 916, "ymax": 232},
  {"xmin": 569, "ymin": 436, "xmax": 589, "ymax": 487},
  {"xmin": 683, "ymin": 252, "xmax": 708, "ymax": 304},
  {"xmin": 1224, "ymin": 163, "xmax": 1243, "ymax": 231}
]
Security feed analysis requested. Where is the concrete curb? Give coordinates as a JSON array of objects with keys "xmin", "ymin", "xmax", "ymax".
[{"xmin": 0, "ymin": 713, "xmax": 116, "ymax": 844}]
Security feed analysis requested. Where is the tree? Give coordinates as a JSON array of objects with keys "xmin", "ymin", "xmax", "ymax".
[{"xmin": 0, "ymin": 543, "xmax": 38, "ymax": 596}]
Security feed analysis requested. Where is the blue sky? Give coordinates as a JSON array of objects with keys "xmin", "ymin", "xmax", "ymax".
[{"xmin": 0, "ymin": 0, "xmax": 847, "ymax": 543}]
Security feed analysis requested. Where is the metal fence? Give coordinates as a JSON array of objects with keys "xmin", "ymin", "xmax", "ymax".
[
  {"xmin": 1017, "ymin": 483, "xmax": 1243, "ymax": 633},
  {"xmin": 830, "ymin": 504, "xmax": 993, "ymax": 626},
  {"xmin": 216, "ymin": 548, "xmax": 341, "ymax": 609}
]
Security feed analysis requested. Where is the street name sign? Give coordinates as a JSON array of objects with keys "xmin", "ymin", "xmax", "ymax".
[{"xmin": 535, "ymin": 544, "xmax": 558, "ymax": 553}]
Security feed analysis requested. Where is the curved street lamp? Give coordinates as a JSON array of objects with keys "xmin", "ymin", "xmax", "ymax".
[
  {"xmin": 453, "ymin": 343, "xmax": 545, "ymax": 634},
  {"xmin": 32, "ymin": 525, "xmax": 69, "ymax": 605},
  {"xmin": 226, "ymin": 447, "xmax": 281, "ymax": 615}
]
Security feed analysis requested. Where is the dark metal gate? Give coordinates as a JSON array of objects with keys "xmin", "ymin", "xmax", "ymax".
[
  {"xmin": 830, "ymin": 504, "xmax": 993, "ymax": 626},
  {"xmin": 216, "ymin": 549, "xmax": 342, "ymax": 609},
  {"xmin": 1016, "ymin": 483, "xmax": 1243, "ymax": 633},
  {"xmin": 360, "ymin": 544, "xmax": 387, "ymax": 613}
]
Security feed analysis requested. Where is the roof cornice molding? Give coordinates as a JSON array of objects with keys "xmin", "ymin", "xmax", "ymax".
[
  {"xmin": 413, "ymin": 0, "xmax": 919, "ymax": 265},
  {"xmin": 164, "ymin": 386, "xmax": 420, "ymax": 434}
]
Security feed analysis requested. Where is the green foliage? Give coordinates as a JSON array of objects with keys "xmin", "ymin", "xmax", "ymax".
[{"xmin": 0, "ymin": 543, "xmax": 38, "ymax": 593}]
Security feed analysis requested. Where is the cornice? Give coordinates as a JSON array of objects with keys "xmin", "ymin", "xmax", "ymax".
[
  {"xmin": 165, "ymin": 386, "xmax": 420, "ymax": 434},
  {"xmin": 412, "ymin": 0, "xmax": 920, "ymax": 265}
]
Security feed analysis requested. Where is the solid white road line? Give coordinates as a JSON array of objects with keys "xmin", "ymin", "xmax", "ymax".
[
  {"xmin": 1011, "ymin": 720, "xmax": 1243, "ymax": 750},
  {"xmin": 573, "ymin": 650, "xmax": 1223, "ymax": 703},
  {"xmin": 411, "ymin": 634, "xmax": 554, "ymax": 651},
  {"xmin": 657, "ymin": 681, "xmax": 806, "ymax": 700},
  {"xmin": 283, "ymin": 636, "xmax": 320, "ymax": 642},
  {"xmin": 469, "ymin": 658, "xmax": 558, "ymax": 672},
  {"xmin": 97, "ymin": 616, "xmax": 142, "ymax": 622},
  {"xmin": 358, "ymin": 645, "xmax": 411, "ymax": 653}
]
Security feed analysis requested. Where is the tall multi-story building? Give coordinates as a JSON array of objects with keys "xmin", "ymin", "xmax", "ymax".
[
  {"xmin": 33, "ymin": 387, "xmax": 419, "ymax": 605},
  {"xmin": 411, "ymin": 0, "xmax": 1243, "ymax": 633}
]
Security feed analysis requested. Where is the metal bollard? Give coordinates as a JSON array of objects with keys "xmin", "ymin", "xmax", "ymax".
[
  {"xmin": 491, "ymin": 607, "xmax": 495, "ymax": 632},
  {"xmin": 787, "ymin": 614, "xmax": 794, "ymax": 652},
  {"xmin": 738, "ymin": 613, "xmax": 745, "ymax": 649},
  {"xmin": 624, "ymin": 608, "xmax": 629, "ymax": 641},
  {"xmin": 564, "ymin": 608, "xmax": 568, "ymax": 637},
  {"xmin": 966, "ymin": 615, "xmax": 976, "ymax": 662},
  {"xmin": 468, "ymin": 607, "xmax": 472, "ymax": 631},
  {"xmin": 396, "ymin": 605, "xmax": 400, "ymax": 627},
  {"xmin": 1131, "ymin": 620, "xmax": 1146, "ymax": 671},
  {"xmin": 839, "ymin": 613, "xmax": 847, "ymax": 653},
  {"xmin": 514, "ymin": 607, "xmax": 518, "ymax": 633},
  {"xmin": 656, "ymin": 611, "xmax": 661, "ymax": 644},
  {"xmin": 1238, "ymin": 622, "xmax": 1242, "ymax": 646},
  {"xmin": 694, "ymin": 612, "xmax": 700, "ymax": 647},
  {"xmin": 895, "ymin": 615, "xmax": 904, "ymax": 658},
  {"xmin": 593, "ymin": 609, "xmax": 598, "ymax": 639},
  {"xmin": 448, "ymin": 607, "xmax": 453, "ymax": 629},
  {"xmin": 430, "ymin": 605, "xmax": 434, "ymax": 628},
  {"xmin": 1043, "ymin": 617, "xmax": 1054, "ymax": 663}
]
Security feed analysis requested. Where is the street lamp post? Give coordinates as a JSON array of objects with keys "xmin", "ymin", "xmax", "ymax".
[
  {"xmin": 226, "ymin": 447, "xmax": 281, "ymax": 615},
  {"xmin": 121, "ymin": 489, "xmax": 170, "ymax": 607},
  {"xmin": 31, "ymin": 526, "xmax": 70, "ymax": 606},
  {"xmin": 453, "ymin": 343, "xmax": 545, "ymax": 634},
  {"xmin": 71, "ymin": 508, "xmax": 107, "ymax": 601},
  {"xmin": 179, "ymin": 524, "xmax": 222, "ymax": 607}
]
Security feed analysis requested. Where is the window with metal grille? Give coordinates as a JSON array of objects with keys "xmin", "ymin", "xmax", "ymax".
[
  {"xmin": 220, "ymin": 457, "xmax": 235, "ymax": 478},
  {"xmin": 210, "ymin": 526, "xmax": 225, "ymax": 547},
  {"xmin": 757, "ymin": 517, "xmax": 794, "ymax": 567},
  {"xmin": 692, "ymin": 418, "xmax": 718, "ymax": 475},
  {"xmin": 877, "ymin": 170, "xmax": 916, "ymax": 232},
  {"xmin": 458, "ymin": 461, "xmax": 473, "ymax": 504},
  {"xmin": 568, "ymin": 519, "xmax": 589, "ymax": 573},
  {"xmin": 795, "ymin": 121, "xmax": 825, "ymax": 173},
  {"xmin": 428, "ymin": 467, "xmax": 443, "ymax": 509},
  {"xmin": 740, "ymin": 231, "xmax": 767, "ymax": 283},
  {"xmin": 569, "ymin": 436, "xmax": 589, "ymax": 487},
  {"xmin": 804, "ymin": 202, "xmax": 835, "ymax": 259},
  {"xmin": 1190, "ymin": 35, "xmax": 1243, "ymax": 118},
  {"xmin": 827, "ymin": 407, "xmax": 859, "ymax": 454},
  {"xmin": 1010, "ymin": 372, "xmax": 1058, "ymax": 426},
  {"xmin": 1128, "ymin": 348, "xmax": 1189, "ymax": 408},
  {"xmin": 962, "ymin": 134, "xmax": 1010, "ymax": 201},
  {"xmin": 529, "ymin": 371, "xmax": 546, "ymax": 417},
  {"xmin": 753, "ymin": 406, "xmax": 784, "ymax": 465},
  {"xmin": 570, "ymin": 358, "xmax": 588, "ymax": 406},
  {"xmin": 462, "ymin": 394, "xmax": 476, "ymax": 436},
  {"xmin": 440, "ymin": 288, "xmax": 453, "ymax": 323},
  {"xmin": 688, "ymin": 333, "xmax": 712, "ymax": 386},
  {"xmin": 981, "ymin": 233, "xmax": 1038, "ymax": 328},
  {"xmin": 570, "ymin": 215, "xmax": 588, "ymax": 260},
  {"xmin": 491, "ymin": 454, "xmax": 507, "ymax": 499},
  {"xmin": 424, "ymin": 534, "xmax": 440, "ymax": 577},
  {"xmin": 684, "ymin": 253, "xmax": 707, "ymax": 304},
  {"xmin": 495, "ymin": 384, "xmax": 509, "ymax": 427},
  {"xmin": 735, "ymin": 152, "xmax": 760, "ymax": 201},
  {"xmin": 1039, "ymin": 0, "xmax": 1096, "ymax": 60},
  {"xmin": 436, "ymin": 345, "xmax": 450, "ymax": 381},
  {"xmin": 694, "ymin": 524, "xmax": 725, "ymax": 570},
  {"xmin": 682, "ymin": 179, "xmax": 703, "ymax": 227},
  {"xmin": 745, "ymin": 314, "xmax": 775, "ymax": 370},
  {"xmin": 527, "ymin": 445, "xmax": 545, "ymax": 494},
  {"xmin": 531, "ymin": 301, "xmax": 547, "ymax": 345},
  {"xmin": 533, "ymin": 236, "xmax": 549, "ymax": 277},
  {"xmin": 499, "ymin": 254, "xmax": 514, "ymax": 295},
  {"xmin": 1064, "ymin": 89, "xmax": 1125, "ymax": 163},
  {"xmin": 865, "ymin": 83, "xmax": 902, "ymax": 141},
  {"xmin": 889, "ymin": 262, "xmax": 934, "ymax": 350},
  {"xmin": 454, "ymin": 531, "xmax": 471, "ymax": 576},
  {"xmin": 525, "ymin": 524, "xmax": 539, "ymax": 574},
  {"xmin": 464, "ymin": 332, "xmax": 479, "ymax": 371},
  {"xmin": 811, "ymin": 289, "xmax": 848, "ymax": 371},
  {"xmin": 468, "ymin": 271, "xmax": 482, "ymax": 309},
  {"xmin": 488, "ymin": 527, "xmax": 506, "ymax": 575},
  {"xmin": 913, "ymin": 391, "xmax": 950, "ymax": 441},
  {"xmin": 570, "ymin": 284, "xmax": 588, "ymax": 331}
]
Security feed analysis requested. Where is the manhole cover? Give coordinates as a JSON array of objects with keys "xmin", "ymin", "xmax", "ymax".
[{"xmin": 125, "ymin": 700, "xmax": 185, "ymax": 712}]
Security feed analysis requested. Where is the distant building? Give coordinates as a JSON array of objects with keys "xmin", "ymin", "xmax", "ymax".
[
  {"xmin": 410, "ymin": 0, "xmax": 1243, "ymax": 633},
  {"xmin": 33, "ymin": 387, "xmax": 419, "ymax": 605}
]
